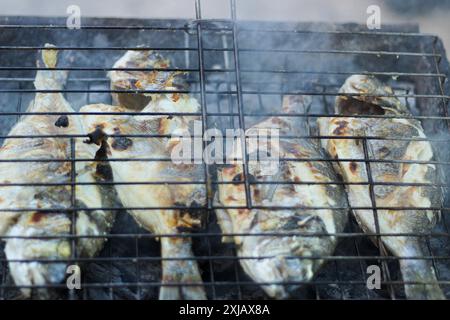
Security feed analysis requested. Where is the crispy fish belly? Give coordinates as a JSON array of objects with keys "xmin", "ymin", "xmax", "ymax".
[
  {"xmin": 0, "ymin": 45, "xmax": 115, "ymax": 298},
  {"xmin": 216, "ymin": 96, "xmax": 348, "ymax": 299},
  {"xmin": 317, "ymin": 75, "xmax": 444, "ymax": 299},
  {"xmin": 108, "ymin": 50, "xmax": 186, "ymax": 110},
  {"xmin": 80, "ymin": 97, "xmax": 206, "ymax": 300}
]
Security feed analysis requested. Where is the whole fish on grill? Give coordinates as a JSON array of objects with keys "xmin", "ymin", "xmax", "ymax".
[
  {"xmin": 108, "ymin": 50, "xmax": 186, "ymax": 110},
  {"xmin": 215, "ymin": 96, "xmax": 348, "ymax": 299},
  {"xmin": 80, "ymin": 89, "xmax": 206, "ymax": 298},
  {"xmin": 0, "ymin": 44, "xmax": 116, "ymax": 298},
  {"xmin": 317, "ymin": 75, "xmax": 445, "ymax": 299}
]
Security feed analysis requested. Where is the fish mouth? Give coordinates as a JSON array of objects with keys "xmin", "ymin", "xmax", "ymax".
[{"xmin": 239, "ymin": 235, "xmax": 321, "ymax": 299}]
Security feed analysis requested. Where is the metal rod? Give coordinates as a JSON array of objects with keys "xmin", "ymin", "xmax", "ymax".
[
  {"xmin": 0, "ymin": 45, "xmax": 440, "ymax": 58},
  {"xmin": 0, "ymin": 205, "xmax": 447, "ymax": 212},
  {"xmin": 195, "ymin": 0, "xmax": 218, "ymax": 299},
  {"xmin": 1, "ymin": 230, "xmax": 449, "ymax": 240},
  {"xmin": 1, "ymin": 278, "xmax": 448, "ymax": 289},
  {"xmin": 361, "ymin": 138, "xmax": 395, "ymax": 299},
  {"xmin": 230, "ymin": 0, "xmax": 252, "ymax": 209},
  {"xmin": 69, "ymin": 138, "xmax": 77, "ymax": 300},
  {"xmin": 1, "ymin": 254, "xmax": 450, "ymax": 263},
  {"xmin": 0, "ymin": 15, "xmax": 449, "ymax": 300}
]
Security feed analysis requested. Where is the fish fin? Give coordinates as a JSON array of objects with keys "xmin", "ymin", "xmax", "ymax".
[
  {"xmin": 213, "ymin": 192, "xmax": 234, "ymax": 243},
  {"xmin": 399, "ymin": 245, "xmax": 445, "ymax": 299},
  {"xmin": 34, "ymin": 43, "xmax": 68, "ymax": 91},
  {"xmin": 215, "ymin": 208, "xmax": 234, "ymax": 243},
  {"xmin": 159, "ymin": 236, "xmax": 206, "ymax": 300}
]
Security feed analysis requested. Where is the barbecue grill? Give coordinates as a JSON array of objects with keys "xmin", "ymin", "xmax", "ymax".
[{"xmin": 0, "ymin": 0, "xmax": 450, "ymax": 300}]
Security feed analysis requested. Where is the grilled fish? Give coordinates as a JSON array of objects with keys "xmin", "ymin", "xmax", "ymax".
[
  {"xmin": 317, "ymin": 75, "xmax": 445, "ymax": 299},
  {"xmin": 215, "ymin": 96, "xmax": 348, "ymax": 299},
  {"xmin": 80, "ymin": 93, "xmax": 206, "ymax": 299},
  {"xmin": 108, "ymin": 50, "xmax": 186, "ymax": 110},
  {"xmin": 0, "ymin": 44, "xmax": 115, "ymax": 298}
]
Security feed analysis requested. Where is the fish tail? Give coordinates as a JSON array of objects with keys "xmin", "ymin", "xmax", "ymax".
[
  {"xmin": 399, "ymin": 255, "xmax": 445, "ymax": 300},
  {"xmin": 159, "ymin": 236, "xmax": 206, "ymax": 300},
  {"xmin": 34, "ymin": 43, "xmax": 68, "ymax": 90}
]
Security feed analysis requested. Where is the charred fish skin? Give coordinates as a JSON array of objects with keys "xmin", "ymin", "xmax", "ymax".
[
  {"xmin": 216, "ymin": 96, "xmax": 348, "ymax": 299},
  {"xmin": 97, "ymin": 49, "xmax": 205, "ymax": 300},
  {"xmin": 0, "ymin": 44, "xmax": 115, "ymax": 298},
  {"xmin": 317, "ymin": 74, "xmax": 445, "ymax": 300},
  {"xmin": 108, "ymin": 50, "xmax": 187, "ymax": 110},
  {"xmin": 80, "ymin": 97, "xmax": 206, "ymax": 300}
]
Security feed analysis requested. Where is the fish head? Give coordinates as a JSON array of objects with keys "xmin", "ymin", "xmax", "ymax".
[
  {"xmin": 336, "ymin": 74, "xmax": 410, "ymax": 116},
  {"xmin": 238, "ymin": 211, "xmax": 333, "ymax": 299},
  {"xmin": 108, "ymin": 50, "xmax": 187, "ymax": 110},
  {"xmin": 5, "ymin": 212, "xmax": 72, "ymax": 298}
]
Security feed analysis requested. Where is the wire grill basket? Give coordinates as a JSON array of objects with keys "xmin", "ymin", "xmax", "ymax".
[{"xmin": 0, "ymin": 0, "xmax": 449, "ymax": 300}]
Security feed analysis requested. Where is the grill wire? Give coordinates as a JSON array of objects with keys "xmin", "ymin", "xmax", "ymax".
[{"xmin": 0, "ymin": 0, "xmax": 450, "ymax": 300}]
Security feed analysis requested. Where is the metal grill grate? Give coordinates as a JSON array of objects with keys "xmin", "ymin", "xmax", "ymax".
[{"xmin": 0, "ymin": 0, "xmax": 449, "ymax": 300}]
